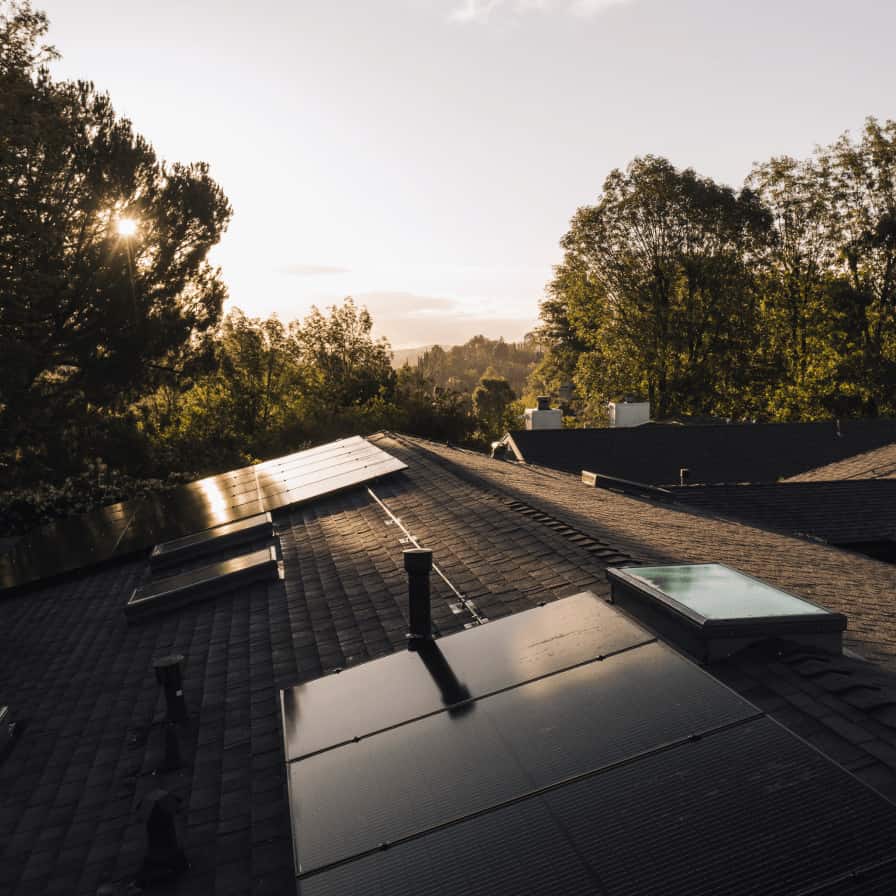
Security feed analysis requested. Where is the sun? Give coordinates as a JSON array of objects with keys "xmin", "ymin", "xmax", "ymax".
[{"xmin": 116, "ymin": 217, "xmax": 138, "ymax": 237}]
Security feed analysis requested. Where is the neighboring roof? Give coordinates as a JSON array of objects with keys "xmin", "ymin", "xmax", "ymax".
[
  {"xmin": 503, "ymin": 419, "xmax": 896, "ymax": 484},
  {"xmin": 670, "ymin": 480, "xmax": 896, "ymax": 545},
  {"xmin": 786, "ymin": 442, "xmax": 896, "ymax": 481},
  {"xmin": 3, "ymin": 433, "xmax": 896, "ymax": 894}
]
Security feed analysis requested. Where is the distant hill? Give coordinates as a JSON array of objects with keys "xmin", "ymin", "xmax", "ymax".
[{"xmin": 391, "ymin": 345, "xmax": 438, "ymax": 369}]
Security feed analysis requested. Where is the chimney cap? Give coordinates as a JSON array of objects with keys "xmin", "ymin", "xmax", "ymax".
[
  {"xmin": 403, "ymin": 548, "xmax": 433, "ymax": 574},
  {"xmin": 536, "ymin": 396, "xmax": 551, "ymax": 411}
]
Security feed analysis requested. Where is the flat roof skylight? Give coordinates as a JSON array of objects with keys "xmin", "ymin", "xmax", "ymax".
[
  {"xmin": 607, "ymin": 563, "xmax": 846, "ymax": 662},
  {"xmin": 625, "ymin": 564, "xmax": 829, "ymax": 621}
]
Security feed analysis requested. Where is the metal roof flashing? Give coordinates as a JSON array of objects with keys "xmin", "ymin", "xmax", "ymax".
[{"xmin": 607, "ymin": 563, "xmax": 846, "ymax": 663}]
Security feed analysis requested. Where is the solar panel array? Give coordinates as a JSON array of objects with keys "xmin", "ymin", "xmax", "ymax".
[
  {"xmin": 283, "ymin": 592, "xmax": 896, "ymax": 896},
  {"xmin": 0, "ymin": 437, "xmax": 406, "ymax": 593}
]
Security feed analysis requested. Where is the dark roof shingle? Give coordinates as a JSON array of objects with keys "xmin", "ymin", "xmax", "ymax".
[{"xmin": 3, "ymin": 432, "xmax": 896, "ymax": 894}]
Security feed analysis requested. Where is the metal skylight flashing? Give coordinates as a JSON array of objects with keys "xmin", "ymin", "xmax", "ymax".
[{"xmin": 607, "ymin": 563, "xmax": 847, "ymax": 662}]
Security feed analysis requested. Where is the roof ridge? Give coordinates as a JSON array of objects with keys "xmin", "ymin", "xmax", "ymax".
[{"xmin": 382, "ymin": 433, "xmax": 638, "ymax": 568}]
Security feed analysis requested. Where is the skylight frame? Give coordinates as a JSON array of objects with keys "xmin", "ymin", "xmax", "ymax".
[{"xmin": 606, "ymin": 563, "xmax": 847, "ymax": 662}]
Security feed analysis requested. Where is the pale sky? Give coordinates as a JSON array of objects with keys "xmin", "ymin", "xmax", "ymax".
[{"xmin": 41, "ymin": 0, "xmax": 896, "ymax": 348}]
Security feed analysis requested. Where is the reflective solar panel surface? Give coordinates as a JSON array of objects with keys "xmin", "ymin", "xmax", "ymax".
[
  {"xmin": 625, "ymin": 563, "xmax": 829, "ymax": 620},
  {"xmin": 281, "ymin": 591, "xmax": 654, "ymax": 761},
  {"xmin": 296, "ymin": 718, "xmax": 896, "ymax": 896},
  {"xmin": 284, "ymin": 594, "xmax": 896, "ymax": 895},
  {"xmin": 0, "ymin": 436, "xmax": 406, "ymax": 592},
  {"xmin": 289, "ymin": 641, "xmax": 757, "ymax": 872}
]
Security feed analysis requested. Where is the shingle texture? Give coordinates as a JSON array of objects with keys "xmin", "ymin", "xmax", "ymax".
[
  {"xmin": 3, "ymin": 432, "xmax": 896, "ymax": 895},
  {"xmin": 670, "ymin": 480, "xmax": 896, "ymax": 545},
  {"xmin": 506, "ymin": 419, "xmax": 896, "ymax": 484},
  {"xmin": 786, "ymin": 441, "xmax": 896, "ymax": 481}
]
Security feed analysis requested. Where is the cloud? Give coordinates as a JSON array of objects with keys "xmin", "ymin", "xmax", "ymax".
[
  {"xmin": 280, "ymin": 263, "xmax": 350, "ymax": 277},
  {"xmin": 352, "ymin": 290, "xmax": 536, "ymax": 348},
  {"xmin": 568, "ymin": 0, "xmax": 631, "ymax": 16},
  {"xmin": 448, "ymin": 0, "xmax": 630, "ymax": 22},
  {"xmin": 449, "ymin": 0, "xmax": 503, "ymax": 22}
]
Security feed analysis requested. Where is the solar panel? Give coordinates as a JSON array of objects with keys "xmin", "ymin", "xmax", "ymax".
[
  {"xmin": 281, "ymin": 591, "xmax": 654, "ymax": 761},
  {"xmin": 125, "ymin": 545, "xmax": 280, "ymax": 619},
  {"xmin": 0, "ymin": 436, "xmax": 406, "ymax": 593},
  {"xmin": 288, "ymin": 641, "xmax": 758, "ymax": 873},
  {"xmin": 149, "ymin": 512, "xmax": 274, "ymax": 571},
  {"xmin": 296, "ymin": 718, "xmax": 896, "ymax": 896}
]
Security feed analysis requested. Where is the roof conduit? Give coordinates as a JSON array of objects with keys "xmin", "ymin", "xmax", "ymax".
[
  {"xmin": 125, "ymin": 545, "xmax": 280, "ymax": 621},
  {"xmin": 582, "ymin": 470, "xmax": 674, "ymax": 502}
]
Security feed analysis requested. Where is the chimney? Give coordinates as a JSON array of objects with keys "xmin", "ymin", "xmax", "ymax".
[
  {"xmin": 679, "ymin": 467, "xmax": 690, "ymax": 486},
  {"xmin": 608, "ymin": 399, "xmax": 650, "ymax": 428},
  {"xmin": 524, "ymin": 397, "xmax": 563, "ymax": 431},
  {"xmin": 404, "ymin": 549, "xmax": 433, "ymax": 641},
  {"xmin": 153, "ymin": 655, "xmax": 188, "ymax": 723}
]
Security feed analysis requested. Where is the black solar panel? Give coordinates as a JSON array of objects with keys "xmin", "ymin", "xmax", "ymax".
[
  {"xmin": 149, "ymin": 512, "xmax": 274, "ymax": 570},
  {"xmin": 288, "ymin": 641, "xmax": 758, "ymax": 873},
  {"xmin": 285, "ymin": 595, "xmax": 896, "ymax": 896},
  {"xmin": 125, "ymin": 545, "xmax": 279, "ymax": 619},
  {"xmin": 0, "ymin": 436, "xmax": 406, "ymax": 592},
  {"xmin": 296, "ymin": 718, "xmax": 896, "ymax": 896},
  {"xmin": 281, "ymin": 591, "xmax": 654, "ymax": 761}
]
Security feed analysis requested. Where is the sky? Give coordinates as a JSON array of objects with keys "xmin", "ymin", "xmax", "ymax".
[{"xmin": 40, "ymin": 0, "xmax": 896, "ymax": 348}]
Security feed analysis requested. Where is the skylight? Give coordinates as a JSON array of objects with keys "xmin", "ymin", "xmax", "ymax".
[{"xmin": 606, "ymin": 563, "xmax": 846, "ymax": 662}]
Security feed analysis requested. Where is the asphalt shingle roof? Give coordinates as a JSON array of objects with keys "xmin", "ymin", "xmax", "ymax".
[
  {"xmin": 3, "ymin": 432, "xmax": 896, "ymax": 895},
  {"xmin": 504, "ymin": 419, "xmax": 896, "ymax": 484},
  {"xmin": 786, "ymin": 442, "xmax": 896, "ymax": 481},
  {"xmin": 669, "ymin": 480, "xmax": 896, "ymax": 546}
]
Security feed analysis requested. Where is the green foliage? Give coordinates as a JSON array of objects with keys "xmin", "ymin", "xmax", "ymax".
[
  {"xmin": 472, "ymin": 370, "xmax": 516, "ymax": 441},
  {"xmin": 416, "ymin": 335, "xmax": 541, "ymax": 397},
  {"xmin": 393, "ymin": 365, "xmax": 475, "ymax": 443},
  {"xmin": 535, "ymin": 124, "xmax": 896, "ymax": 423},
  {"xmin": 0, "ymin": 1, "xmax": 232, "ymax": 480},
  {"xmin": 0, "ymin": 463, "xmax": 194, "ymax": 537}
]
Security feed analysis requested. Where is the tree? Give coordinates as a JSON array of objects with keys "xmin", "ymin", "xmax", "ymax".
[
  {"xmin": 541, "ymin": 156, "xmax": 771, "ymax": 420},
  {"xmin": 472, "ymin": 369, "xmax": 515, "ymax": 440},
  {"xmin": 748, "ymin": 119, "xmax": 896, "ymax": 418},
  {"xmin": 0, "ymin": 1, "xmax": 232, "ymax": 479},
  {"xmin": 294, "ymin": 297, "xmax": 394, "ymax": 409}
]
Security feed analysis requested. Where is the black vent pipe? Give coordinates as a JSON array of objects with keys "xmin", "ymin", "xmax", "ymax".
[
  {"xmin": 153, "ymin": 655, "xmax": 188, "ymax": 723},
  {"xmin": 404, "ymin": 548, "xmax": 433, "ymax": 641}
]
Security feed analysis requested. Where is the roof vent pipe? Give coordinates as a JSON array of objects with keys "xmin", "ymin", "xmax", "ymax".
[
  {"xmin": 136, "ymin": 790, "xmax": 189, "ymax": 886},
  {"xmin": 153, "ymin": 655, "xmax": 188, "ymax": 723},
  {"xmin": 680, "ymin": 467, "xmax": 690, "ymax": 486},
  {"xmin": 404, "ymin": 548, "xmax": 433, "ymax": 641}
]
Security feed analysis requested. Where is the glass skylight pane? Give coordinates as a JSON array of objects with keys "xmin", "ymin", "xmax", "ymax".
[{"xmin": 627, "ymin": 564, "xmax": 829, "ymax": 620}]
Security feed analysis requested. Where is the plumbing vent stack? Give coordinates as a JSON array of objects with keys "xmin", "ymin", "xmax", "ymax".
[
  {"xmin": 137, "ymin": 790, "xmax": 188, "ymax": 886},
  {"xmin": 153, "ymin": 655, "xmax": 188, "ymax": 723},
  {"xmin": 404, "ymin": 548, "xmax": 433, "ymax": 641},
  {"xmin": 680, "ymin": 467, "xmax": 690, "ymax": 486}
]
